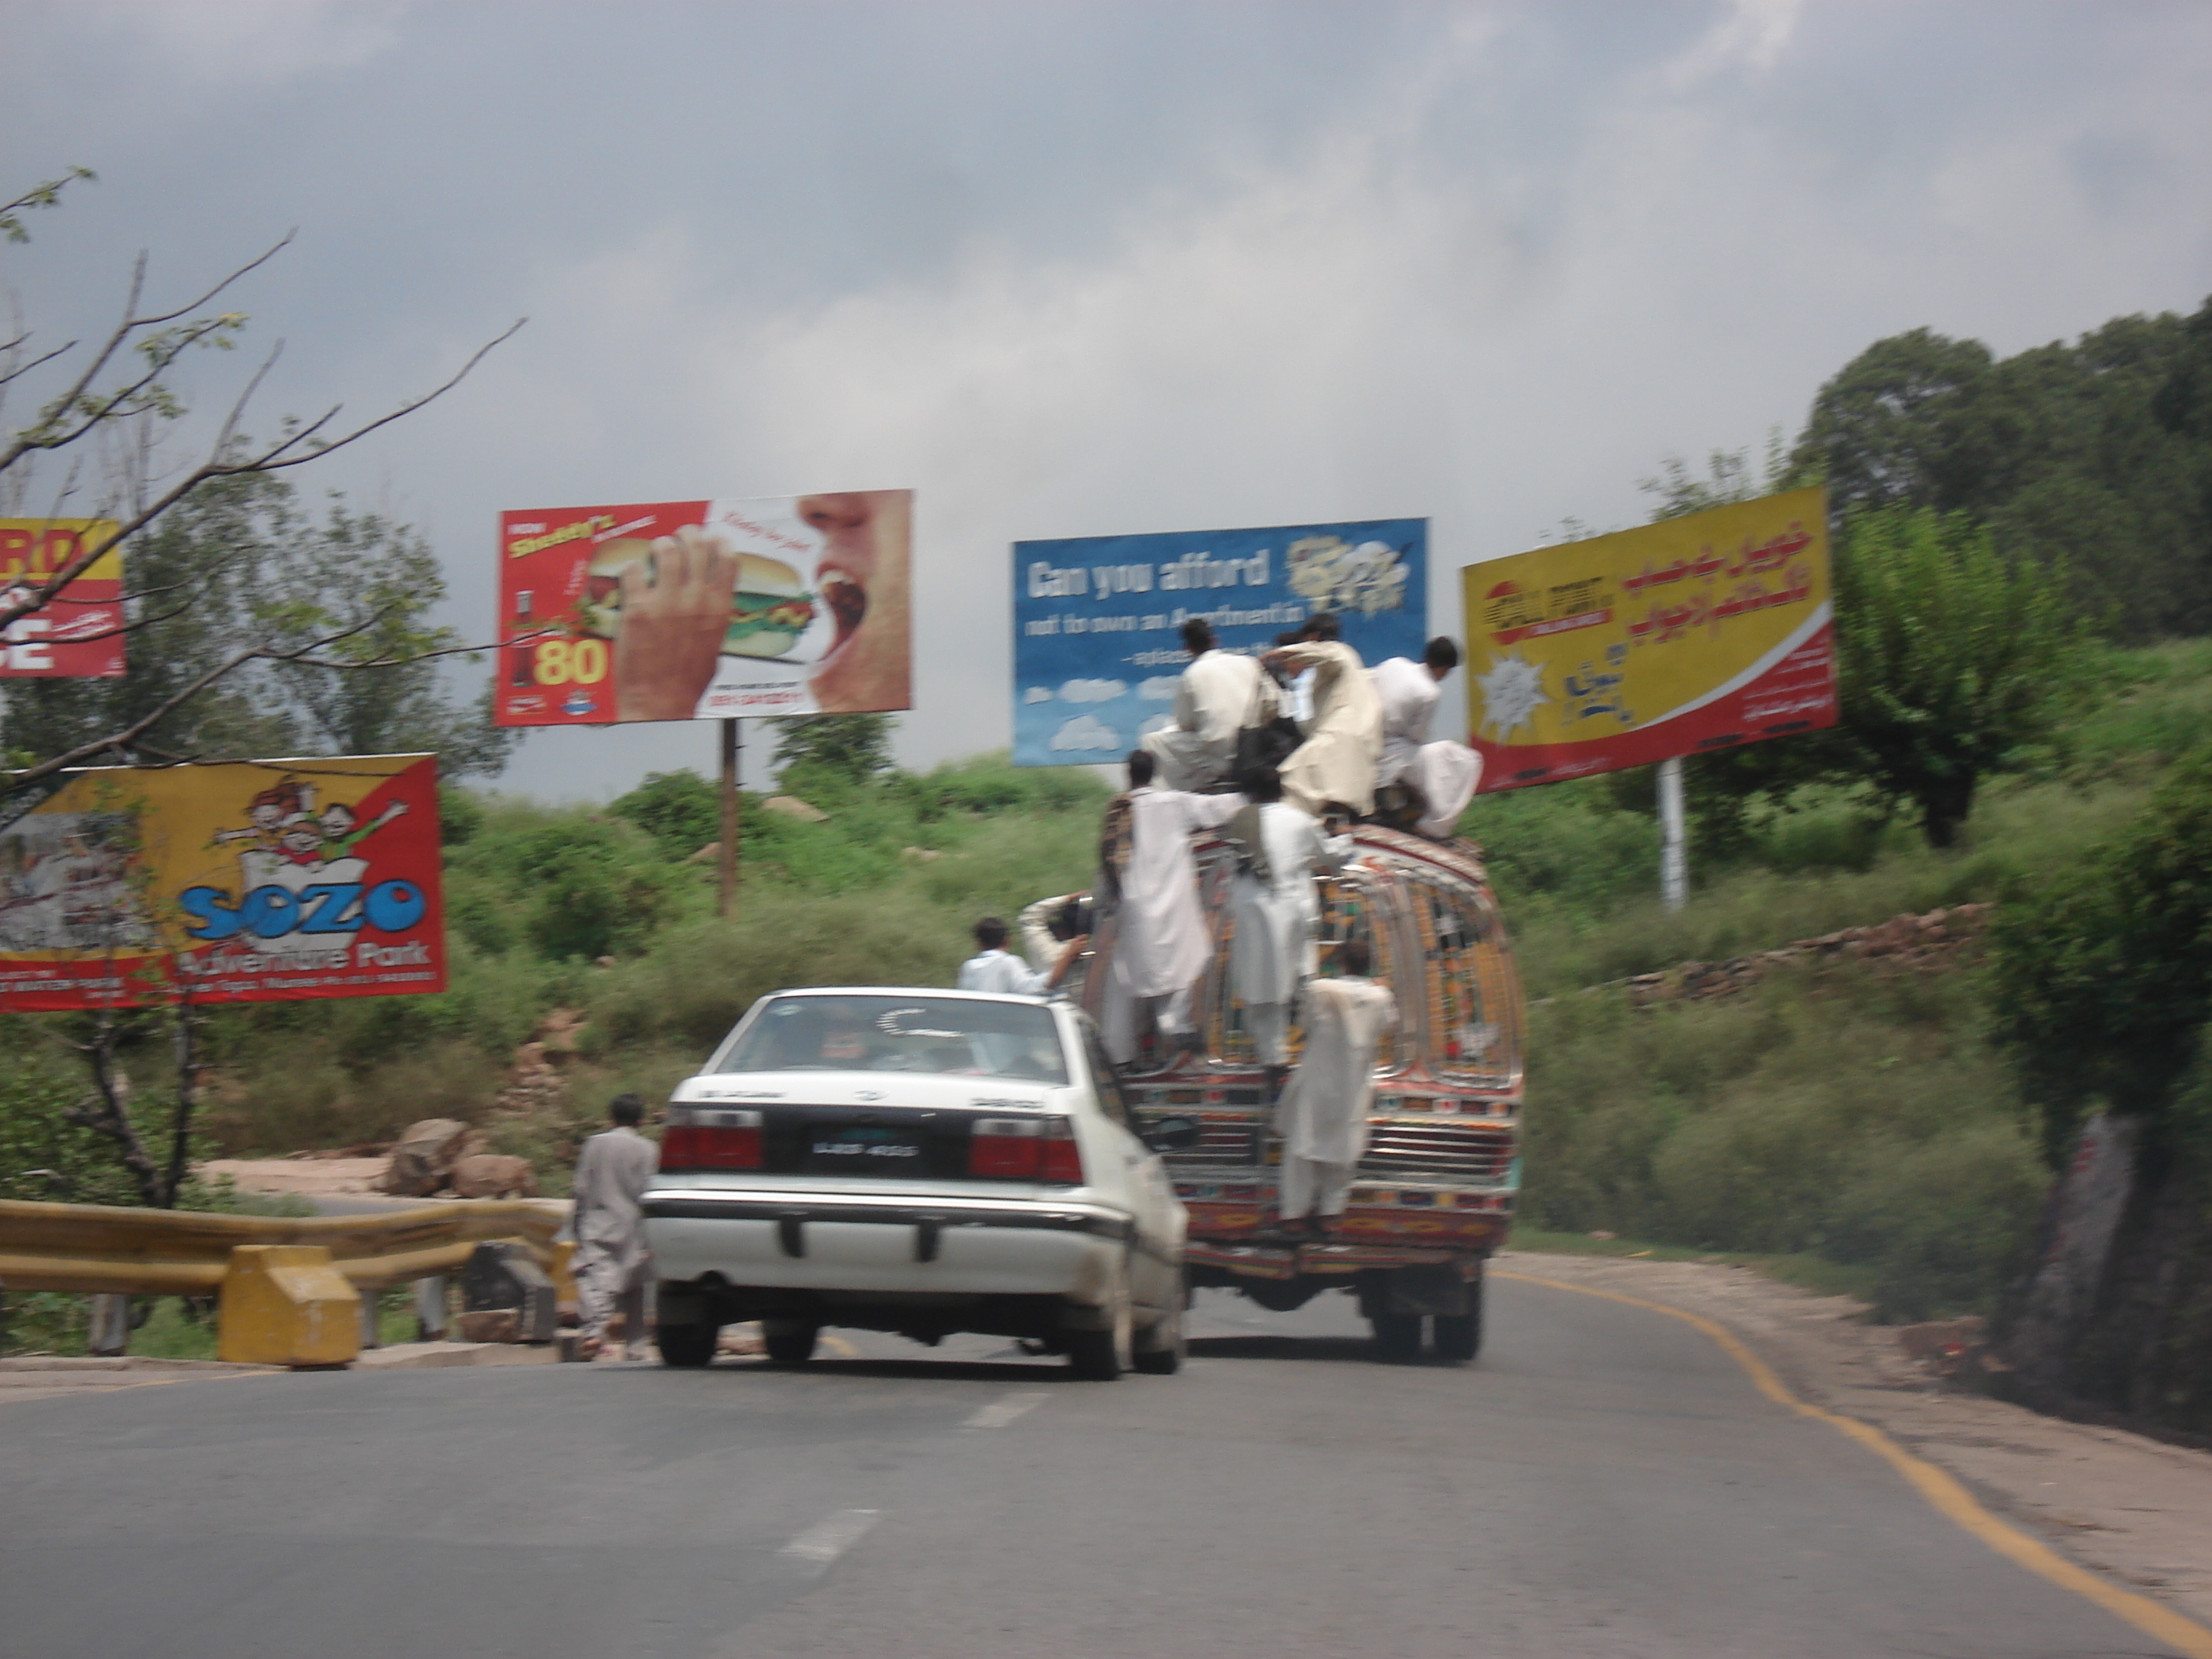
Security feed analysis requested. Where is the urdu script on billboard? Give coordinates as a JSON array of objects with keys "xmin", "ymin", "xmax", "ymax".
[
  {"xmin": 0, "ymin": 755, "xmax": 445, "ymax": 1013},
  {"xmin": 1459, "ymin": 486, "xmax": 1836, "ymax": 792},
  {"xmin": 0, "ymin": 519, "xmax": 126, "ymax": 679},
  {"xmin": 1012, "ymin": 520, "xmax": 1426, "ymax": 767}
]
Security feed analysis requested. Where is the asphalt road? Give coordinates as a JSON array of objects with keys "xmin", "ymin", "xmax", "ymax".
[{"xmin": 0, "ymin": 1277, "xmax": 2184, "ymax": 1659}]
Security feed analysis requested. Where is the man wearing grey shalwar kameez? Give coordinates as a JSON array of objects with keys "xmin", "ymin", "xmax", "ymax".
[{"xmin": 569, "ymin": 1094, "xmax": 659, "ymax": 1359}]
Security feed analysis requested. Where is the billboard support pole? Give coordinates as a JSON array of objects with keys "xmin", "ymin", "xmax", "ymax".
[
  {"xmin": 1657, "ymin": 756, "xmax": 1687, "ymax": 911},
  {"xmin": 718, "ymin": 718, "xmax": 741, "ymax": 923}
]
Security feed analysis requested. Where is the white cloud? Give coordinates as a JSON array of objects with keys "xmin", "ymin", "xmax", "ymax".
[
  {"xmin": 1049, "ymin": 713, "xmax": 1121, "ymax": 753},
  {"xmin": 1023, "ymin": 686, "xmax": 1053, "ymax": 703},
  {"xmin": 90, "ymin": 0, "xmax": 408, "ymax": 84},
  {"xmin": 1058, "ymin": 678, "xmax": 1126, "ymax": 703},
  {"xmin": 1137, "ymin": 676, "xmax": 1179, "ymax": 701}
]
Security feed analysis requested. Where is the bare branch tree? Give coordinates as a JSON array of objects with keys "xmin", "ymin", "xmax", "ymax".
[{"xmin": 0, "ymin": 169, "xmax": 525, "ymax": 789}]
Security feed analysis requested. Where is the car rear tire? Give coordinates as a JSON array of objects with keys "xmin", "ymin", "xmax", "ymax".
[
  {"xmin": 1067, "ymin": 1267, "xmax": 1133, "ymax": 1381},
  {"xmin": 763, "ymin": 1320, "xmax": 820, "ymax": 1364},
  {"xmin": 1132, "ymin": 1276, "xmax": 1188, "ymax": 1375},
  {"xmin": 657, "ymin": 1320, "xmax": 718, "ymax": 1368},
  {"xmin": 1369, "ymin": 1312, "xmax": 1423, "ymax": 1363}
]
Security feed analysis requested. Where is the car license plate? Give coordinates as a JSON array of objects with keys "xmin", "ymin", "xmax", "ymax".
[{"xmin": 807, "ymin": 1125, "xmax": 924, "ymax": 1173}]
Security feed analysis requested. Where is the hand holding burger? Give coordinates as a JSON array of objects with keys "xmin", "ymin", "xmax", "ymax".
[{"xmin": 612, "ymin": 526, "xmax": 739, "ymax": 723}]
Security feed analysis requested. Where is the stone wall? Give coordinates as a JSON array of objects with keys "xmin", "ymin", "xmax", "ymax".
[{"xmin": 1614, "ymin": 903, "xmax": 1994, "ymax": 1008}]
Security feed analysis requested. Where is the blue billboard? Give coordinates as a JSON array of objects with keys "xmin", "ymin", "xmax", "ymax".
[{"xmin": 1012, "ymin": 519, "xmax": 1427, "ymax": 767}]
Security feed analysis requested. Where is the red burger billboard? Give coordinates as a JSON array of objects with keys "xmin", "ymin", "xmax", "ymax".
[{"xmin": 494, "ymin": 492, "xmax": 914, "ymax": 726}]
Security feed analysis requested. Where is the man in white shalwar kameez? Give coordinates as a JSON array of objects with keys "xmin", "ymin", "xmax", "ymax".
[
  {"xmin": 1370, "ymin": 637, "xmax": 1484, "ymax": 839},
  {"xmin": 1141, "ymin": 619, "xmax": 1276, "ymax": 793},
  {"xmin": 1098, "ymin": 749, "xmax": 1243, "ymax": 1064},
  {"xmin": 1225, "ymin": 771, "xmax": 1349, "ymax": 1076},
  {"xmin": 569, "ymin": 1094, "xmax": 659, "ymax": 1360},
  {"xmin": 958, "ymin": 916, "xmax": 1049, "ymax": 994},
  {"xmin": 1274, "ymin": 937, "xmax": 1398, "ymax": 1232},
  {"xmin": 1266, "ymin": 615, "xmax": 1385, "ymax": 819},
  {"xmin": 1016, "ymin": 893, "xmax": 1093, "ymax": 999}
]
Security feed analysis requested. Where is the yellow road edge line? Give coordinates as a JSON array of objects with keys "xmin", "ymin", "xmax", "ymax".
[{"xmin": 1492, "ymin": 1268, "xmax": 2212, "ymax": 1659}]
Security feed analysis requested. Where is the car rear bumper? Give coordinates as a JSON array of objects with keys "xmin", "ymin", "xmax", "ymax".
[{"xmin": 641, "ymin": 1188, "xmax": 1136, "ymax": 1303}]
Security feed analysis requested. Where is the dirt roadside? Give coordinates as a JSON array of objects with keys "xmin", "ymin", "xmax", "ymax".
[
  {"xmin": 1497, "ymin": 1247, "xmax": 2212, "ymax": 1635},
  {"xmin": 199, "ymin": 1157, "xmax": 388, "ymax": 1198}
]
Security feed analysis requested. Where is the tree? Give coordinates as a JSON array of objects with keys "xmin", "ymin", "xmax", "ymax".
[
  {"xmin": 610, "ymin": 770, "xmax": 720, "ymax": 857},
  {"xmin": 1990, "ymin": 743, "xmax": 2212, "ymax": 1162},
  {"xmin": 1791, "ymin": 313, "xmax": 2210, "ymax": 639},
  {"xmin": 1635, "ymin": 428, "xmax": 1796, "ymax": 520},
  {"xmin": 2, "ymin": 478, "xmax": 515, "ymax": 778},
  {"xmin": 1789, "ymin": 328, "xmax": 1994, "ymax": 515},
  {"xmin": 0, "ymin": 168, "xmax": 521, "ymax": 793},
  {"xmin": 1829, "ymin": 507, "xmax": 2085, "ymax": 847},
  {"xmin": 0, "ymin": 169, "xmax": 518, "ymax": 1209},
  {"xmin": 771, "ymin": 712, "xmax": 895, "ymax": 786}
]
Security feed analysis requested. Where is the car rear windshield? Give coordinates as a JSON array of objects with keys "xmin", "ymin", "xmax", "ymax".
[{"xmin": 713, "ymin": 994, "xmax": 1070, "ymax": 1086}]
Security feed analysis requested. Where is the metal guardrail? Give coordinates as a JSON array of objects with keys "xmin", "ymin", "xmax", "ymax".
[{"xmin": 0, "ymin": 1198, "xmax": 566, "ymax": 1297}]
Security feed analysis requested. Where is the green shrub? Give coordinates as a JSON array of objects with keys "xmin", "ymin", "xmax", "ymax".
[
  {"xmin": 1521, "ymin": 963, "xmax": 2039, "ymax": 1317},
  {"xmin": 1990, "ymin": 740, "xmax": 2212, "ymax": 1160}
]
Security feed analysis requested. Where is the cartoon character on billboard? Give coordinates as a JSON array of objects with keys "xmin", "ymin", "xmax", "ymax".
[{"xmin": 181, "ymin": 775, "xmax": 426, "ymax": 955}]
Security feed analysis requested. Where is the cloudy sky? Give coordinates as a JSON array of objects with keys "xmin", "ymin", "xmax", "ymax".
[{"xmin": 5, "ymin": 0, "xmax": 2209, "ymax": 800}]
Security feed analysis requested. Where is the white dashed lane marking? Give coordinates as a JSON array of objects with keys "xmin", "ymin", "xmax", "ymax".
[
  {"xmin": 962, "ymin": 1390, "xmax": 1049, "ymax": 1430},
  {"xmin": 778, "ymin": 1509, "xmax": 882, "ymax": 1574}
]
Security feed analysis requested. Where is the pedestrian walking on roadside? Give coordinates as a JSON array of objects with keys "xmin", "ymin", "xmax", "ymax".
[
  {"xmin": 569, "ymin": 1093, "xmax": 658, "ymax": 1361},
  {"xmin": 1274, "ymin": 936, "xmax": 1397, "ymax": 1237}
]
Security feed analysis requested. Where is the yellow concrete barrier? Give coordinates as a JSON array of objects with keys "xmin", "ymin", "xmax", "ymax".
[
  {"xmin": 0, "ymin": 1198, "xmax": 565, "ymax": 1295},
  {"xmin": 218, "ymin": 1245, "xmax": 362, "ymax": 1368}
]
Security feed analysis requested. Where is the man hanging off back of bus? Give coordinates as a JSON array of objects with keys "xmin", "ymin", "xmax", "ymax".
[
  {"xmin": 1273, "ymin": 936, "xmax": 1397, "ymax": 1238},
  {"xmin": 1370, "ymin": 636, "xmax": 1483, "ymax": 840},
  {"xmin": 1225, "ymin": 767, "xmax": 1348, "ymax": 1098},
  {"xmin": 1096, "ymin": 748, "xmax": 1243, "ymax": 1066}
]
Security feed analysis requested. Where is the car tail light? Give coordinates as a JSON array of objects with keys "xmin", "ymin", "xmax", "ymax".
[
  {"xmin": 970, "ymin": 1116, "xmax": 1084, "ymax": 1185},
  {"xmin": 658, "ymin": 1108, "xmax": 763, "ymax": 1171}
]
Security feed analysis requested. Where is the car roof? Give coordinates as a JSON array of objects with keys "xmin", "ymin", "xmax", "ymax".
[{"xmin": 759, "ymin": 986, "xmax": 1056, "ymax": 1007}]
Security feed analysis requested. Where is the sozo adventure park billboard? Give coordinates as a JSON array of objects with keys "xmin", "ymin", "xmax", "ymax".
[{"xmin": 0, "ymin": 755, "xmax": 445, "ymax": 1013}]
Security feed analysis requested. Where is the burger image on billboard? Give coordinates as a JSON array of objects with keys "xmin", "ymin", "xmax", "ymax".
[
  {"xmin": 724, "ymin": 553, "xmax": 815, "ymax": 660},
  {"xmin": 579, "ymin": 537, "xmax": 650, "ymax": 639},
  {"xmin": 577, "ymin": 540, "xmax": 813, "ymax": 662}
]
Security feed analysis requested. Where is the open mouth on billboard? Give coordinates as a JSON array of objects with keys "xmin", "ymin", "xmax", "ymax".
[{"xmin": 819, "ymin": 569, "xmax": 867, "ymax": 664}]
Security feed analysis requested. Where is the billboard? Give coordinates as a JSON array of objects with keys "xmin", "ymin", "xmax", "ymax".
[
  {"xmin": 1013, "ymin": 519, "xmax": 1427, "ymax": 767},
  {"xmin": 0, "ymin": 755, "xmax": 445, "ymax": 1013},
  {"xmin": 495, "ymin": 492, "xmax": 913, "ymax": 727},
  {"xmin": 1460, "ymin": 486, "xmax": 1833, "ymax": 792},
  {"xmin": 0, "ymin": 519, "xmax": 125, "ymax": 678}
]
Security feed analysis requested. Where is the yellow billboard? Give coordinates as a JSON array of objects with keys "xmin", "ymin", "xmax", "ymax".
[{"xmin": 1459, "ymin": 485, "xmax": 1834, "ymax": 791}]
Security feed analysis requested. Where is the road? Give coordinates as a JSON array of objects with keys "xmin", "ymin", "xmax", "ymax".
[{"xmin": 0, "ymin": 1276, "xmax": 2186, "ymax": 1659}]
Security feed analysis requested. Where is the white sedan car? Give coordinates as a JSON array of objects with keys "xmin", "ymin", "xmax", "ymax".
[{"xmin": 642, "ymin": 987, "xmax": 1197, "ymax": 1379}]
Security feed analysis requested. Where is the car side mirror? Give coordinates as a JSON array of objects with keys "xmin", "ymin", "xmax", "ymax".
[{"xmin": 1141, "ymin": 1115, "xmax": 1202, "ymax": 1153}]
